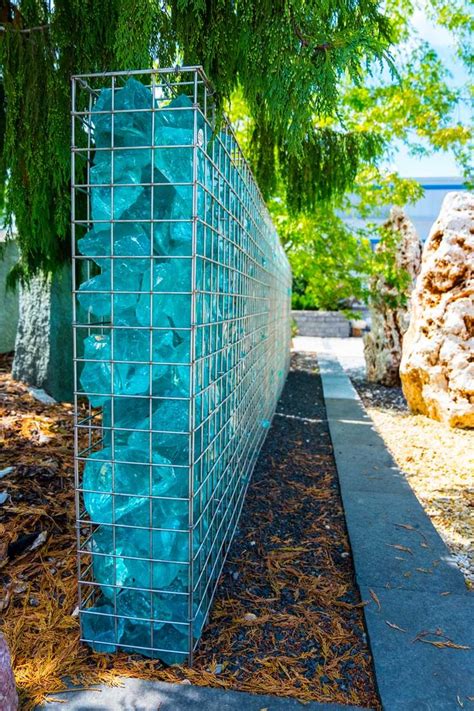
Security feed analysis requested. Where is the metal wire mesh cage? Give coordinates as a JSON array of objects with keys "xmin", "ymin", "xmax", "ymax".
[{"xmin": 71, "ymin": 66, "xmax": 292, "ymax": 664}]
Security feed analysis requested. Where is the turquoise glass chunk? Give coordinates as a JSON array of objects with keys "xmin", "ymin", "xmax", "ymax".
[
  {"xmin": 82, "ymin": 446, "xmax": 186, "ymax": 525},
  {"xmin": 136, "ymin": 259, "xmax": 191, "ymax": 329},
  {"xmin": 81, "ymin": 604, "xmax": 124, "ymax": 653},
  {"xmin": 93, "ymin": 78, "xmax": 152, "ymax": 148}
]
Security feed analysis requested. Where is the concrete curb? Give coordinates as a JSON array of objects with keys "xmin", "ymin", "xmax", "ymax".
[{"xmin": 317, "ymin": 352, "xmax": 474, "ymax": 711}]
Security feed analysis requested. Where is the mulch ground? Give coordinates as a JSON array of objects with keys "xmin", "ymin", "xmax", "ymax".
[{"xmin": 0, "ymin": 351, "xmax": 379, "ymax": 710}]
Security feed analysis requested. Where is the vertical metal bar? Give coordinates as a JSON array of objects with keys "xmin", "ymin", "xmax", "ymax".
[
  {"xmin": 149, "ymin": 72, "xmax": 156, "ymax": 653},
  {"xmin": 110, "ymin": 74, "xmax": 118, "ymax": 649},
  {"xmin": 71, "ymin": 76, "xmax": 82, "ymax": 616},
  {"xmin": 187, "ymin": 68, "xmax": 199, "ymax": 666}
]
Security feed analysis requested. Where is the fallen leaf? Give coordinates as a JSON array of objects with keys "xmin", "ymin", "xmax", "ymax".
[
  {"xmin": 426, "ymin": 641, "xmax": 471, "ymax": 650},
  {"xmin": 394, "ymin": 523, "xmax": 428, "ymax": 544},
  {"xmin": 413, "ymin": 630, "xmax": 470, "ymax": 650},
  {"xmin": 30, "ymin": 530, "xmax": 48, "ymax": 552},
  {"xmin": 369, "ymin": 588, "xmax": 381, "ymax": 611},
  {"xmin": 387, "ymin": 543, "xmax": 413, "ymax": 555},
  {"xmin": 385, "ymin": 620, "xmax": 406, "ymax": 632}
]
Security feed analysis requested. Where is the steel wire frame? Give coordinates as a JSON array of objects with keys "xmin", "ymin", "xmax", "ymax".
[{"xmin": 71, "ymin": 66, "xmax": 292, "ymax": 663}]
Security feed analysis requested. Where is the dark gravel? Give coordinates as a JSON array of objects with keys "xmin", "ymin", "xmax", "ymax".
[
  {"xmin": 189, "ymin": 352, "xmax": 380, "ymax": 708},
  {"xmin": 350, "ymin": 374, "xmax": 408, "ymax": 413}
]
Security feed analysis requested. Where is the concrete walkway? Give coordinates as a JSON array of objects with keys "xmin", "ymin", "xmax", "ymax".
[
  {"xmin": 295, "ymin": 337, "xmax": 474, "ymax": 711},
  {"xmin": 41, "ymin": 678, "xmax": 366, "ymax": 710}
]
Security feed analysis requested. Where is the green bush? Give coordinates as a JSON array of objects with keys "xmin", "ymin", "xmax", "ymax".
[{"xmin": 271, "ymin": 203, "xmax": 373, "ymax": 311}]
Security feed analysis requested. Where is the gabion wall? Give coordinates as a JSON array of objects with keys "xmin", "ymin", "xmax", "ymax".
[{"xmin": 72, "ymin": 66, "xmax": 291, "ymax": 664}]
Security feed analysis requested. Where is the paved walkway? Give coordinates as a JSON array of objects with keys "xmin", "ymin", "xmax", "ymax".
[
  {"xmin": 41, "ymin": 678, "xmax": 365, "ymax": 710},
  {"xmin": 295, "ymin": 337, "xmax": 474, "ymax": 711}
]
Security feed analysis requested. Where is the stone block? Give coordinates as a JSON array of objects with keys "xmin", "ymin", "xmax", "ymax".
[
  {"xmin": 12, "ymin": 264, "xmax": 73, "ymax": 402},
  {"xmin": 292, "ymin": 310, "xmax": 350, "ymax": 337},
  {"xmin": 0, "ymin": 239, "xmax": 19, "ymax": 354}
]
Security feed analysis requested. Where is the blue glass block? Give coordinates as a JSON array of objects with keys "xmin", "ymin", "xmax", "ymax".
[
  {"xmin": 136, "ymin": 259, "xmax": 191, "ymax": 329},
  {"xmin": 89, "ymin": 152, "xmax": 146, "ymax": 222},
  {"xmin": 77, "ymin": 272, "xmax": 111, "ymax": 320},
  {"xmin": 153, "ymin": 185, "xmax": 193, "ymax": 256},
  {"xmin": 152, "ymin": 363, "xmax": 190, "ymax": 398},
  {"xmin": 79, "ymin": 335, "xmax": 111, "ymax": 405},
  {"xmin": 111, "ymin": 222, "xmax": 152, "ymax": 259},
  {"xmin": 82, "ymin": 446, "xmax": 186, "ymax": 525},
  {"xmin": 127, "ymin": 401, "xmax": 190, "ymax": 466},
  {"xmin": 93, "ymin": 78, "xmax": 152, "ymax": 149},
  {"xmin": 90, "ymin": 524, "xmax": 191, "ymax": 593},
  {"xmin": 79, "ymin": 333, "xmax": 151, "ymax": 399},
  {"xmin": 81, "ymin": 605, "xmax": 124, "ymax": 653},
  {"xmin": 153, "ymin": 330, "xmax": 190, "ymax": 364}
]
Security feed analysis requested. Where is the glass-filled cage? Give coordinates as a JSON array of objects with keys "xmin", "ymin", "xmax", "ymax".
[{"xmin": 71, "ymin": 66, "xmax": 291, "ymax": 664}]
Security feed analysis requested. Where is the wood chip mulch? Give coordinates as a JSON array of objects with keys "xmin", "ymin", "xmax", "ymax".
[{"xmin": 0, "ymin": 351, "xmax": 379, "ymax": 710}]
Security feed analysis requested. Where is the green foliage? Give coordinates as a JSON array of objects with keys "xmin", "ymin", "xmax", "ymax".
[
  {"xmin": 279, "ymin": 129, "xmax": 385, "ymax": 214},
  {"xmin": 340, "ymin": 40, "xmax": 473, "ymax": 186},
  {"xmin": 428, "ymin": 0, "xmax": 474, "ymax": 70},
  {"xmin": 0, "ymin": 0, "xmax": 176, "ymax": 282},
  {"xmin": 271, "ymin": 201, "xmax": 373, "ymax": 311},
  {"xmin": 365, "ymin": 223, "xmax": 413, "ymax": 309},
  {"xmin": 0, "ymin": 0, "xmax": 396, "ymax": 280}
]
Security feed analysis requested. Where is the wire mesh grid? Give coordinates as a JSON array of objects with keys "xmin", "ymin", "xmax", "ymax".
[{"xmin": 71, "ymin": 66, "xmax": 292, "ymax": 664}]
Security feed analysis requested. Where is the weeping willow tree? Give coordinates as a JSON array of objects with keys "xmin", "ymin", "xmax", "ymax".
[{"xmin": 0, "ymin": 0, "xmax": 394, "ymax": 281}]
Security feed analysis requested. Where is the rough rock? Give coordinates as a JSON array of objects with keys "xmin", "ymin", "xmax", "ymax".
[
  {"xmin": 0, "ymin": 237, "xmax": 19, "ymax": 354},
  {"xmin": 12, "ymin": 264, "xmax": 73, "ymax": 402},
  {"xmin": 0, "ymin": 632, "xmax": 18, "ymax": 711},
  {"xmin": 400, "ymin": 192, "xmax": 474, "ymax": 428},
  {"xmin": 364, "ymin": 207, "xmax": 422, "ymax": 386}
]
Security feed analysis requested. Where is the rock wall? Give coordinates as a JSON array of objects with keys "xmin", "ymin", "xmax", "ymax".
[
  {"xmin": 0, "ymin": 239, "xmax": 20, "ymax": 354},
  {"xmin": 364, "ymin": 208, "xmax": 422, "ymax": 386},
  {"xmin": 292, "ymin": 310, "xmax": 351, "ymax": 338},
  {"xmin": 400, "ymin": 192, "xmax": 474, "ymax": 428},
  {"xmin": 12, "ymin": 265, "xmax": 73, "ymax": 402}
]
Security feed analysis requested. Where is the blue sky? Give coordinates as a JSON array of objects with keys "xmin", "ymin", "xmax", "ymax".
[{"xmin": 388, "ymin": 8, "xmax": 470, "ymax": 178}]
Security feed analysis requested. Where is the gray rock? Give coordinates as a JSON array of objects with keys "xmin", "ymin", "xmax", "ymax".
[
  {"xmin": 0, "ymin": 238, "xmax": 20, "ymax": 354},
  {"xmin": 12, "ymin": 264, "xmax": 73, "ymax": 402}
]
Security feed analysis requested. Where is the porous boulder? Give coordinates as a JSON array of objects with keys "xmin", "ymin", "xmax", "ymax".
[
  {"xmin": 0, "ymin": 633, "xmax": 18, "ymax": 711},
  {"xmin": 364, "ymin": 207, "xmax": 422, "ymax": 386},
  {"xmin": 400, "ymin": 192, "xmax": 474, "ymax": 428}
]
